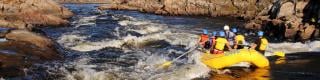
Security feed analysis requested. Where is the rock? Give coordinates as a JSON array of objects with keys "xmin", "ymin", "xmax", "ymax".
[
  {"xmin": 0, "ymin": 20, "xmax": 30, "ymax": 30},
  {"xmin": 0, "ymin": 29, "xmax": 61, "ymax": 77},
  {"xmin": 0, "ymin": 40, "xmax": 61, "ymax": 77},
  {"xmin": 0, "ymin": 41, "xmax": 60, "ymax": 66},
  {"xmin": 53, "ymin": 0, "xmax": 111, "ymax": 3},
  {"xmin": 5, "ymin": 30, "xmax": 55, "ymax": 49},
  {"xmin": 98, "ymin": 0, "xmax": 318, "ymax": 42},
  {"xmin": 296, "ymin": 1, "xmax": 308, "ymax": 13},
  {"xmin": 100, "ymin": 0, "xmax": 273, "ymax": 18},
  {"xmin": 277, "ymin": 2, "xmax": 295, "ymax": 18},
  {"xmin": 271, "ymin": 19, "xmax": 283, "ymax": 25},
  {"xmin": 285, "ymin": 29, "xmax": 297, "ymax": 39},
  {"xmin": 245, "ymin": 22, "xmax": 262, "ymax": 30},
  {"xmin": 0, "ymin": 0, "xmax": 73, "ymax": 29},
  {"xmin": 300, "ymin": 24, "xmax": 316, "ymax": 40}
]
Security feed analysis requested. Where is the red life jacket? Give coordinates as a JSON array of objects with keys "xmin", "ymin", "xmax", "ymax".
[{"xmin": 200, "ymin": 34, "xmax": 209, "ymax": 43}]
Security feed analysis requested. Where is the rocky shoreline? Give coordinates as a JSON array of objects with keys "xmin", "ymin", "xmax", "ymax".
[
  {"xmin": 53, "ymin": 0, "xmax": 110, "ymax": 4},
  {"xmin": 99, "ymin": 0, "xmax": 272, "ymax": 20},
  {"xmin": 246, "ymin": 0, "xmax": 320, "ymax": 42},
  {"xmin": 0, "ymin": 0, "xmax": 73, "ymax": 30},
  {"xmin": 99, "ymin": 0, "xmax": 320, "ymax": 42}
]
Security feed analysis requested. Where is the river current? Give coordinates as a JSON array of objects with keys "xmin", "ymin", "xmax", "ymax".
[{"xmin": 4, "ymin": 4, "xmax": 320, "ymax": 80}]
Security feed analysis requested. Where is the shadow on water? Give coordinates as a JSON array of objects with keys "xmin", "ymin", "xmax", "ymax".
[{"xmin": 270, "ymin": 52, "xmax": 320, "ymax": 80}]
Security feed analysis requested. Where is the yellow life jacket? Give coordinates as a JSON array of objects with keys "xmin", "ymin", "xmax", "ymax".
[
  {"xmin": 259, "ymin": 38, "xmax": 268, "ymax": 51},
  {"xmin": 235, "ymin": 35, "xmax": 245, "ymax": 44},
  {"xmin": 215, "ymin": 37, "xmax": 228, "ymax": 51}
]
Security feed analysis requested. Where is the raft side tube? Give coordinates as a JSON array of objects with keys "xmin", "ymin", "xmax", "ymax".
[{"xmin": 201, "ymin": 49, "xmax": 269, "ymax": 69}]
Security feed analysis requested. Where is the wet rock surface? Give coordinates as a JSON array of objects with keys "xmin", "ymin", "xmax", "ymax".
[
  {"xmin": 99, "ymin": 0, "xmax": 320, "ymax": 42},
  {"xmin": 0, "ymin": 0, "xmax": 70, "ymax": 77},
  {"xmin": 99, "ymin": 0, "xmax": 273, "ymax": 20},
  {"xmin": 246, "ymin": 0, "xmax": 320, "ymax": 42},
  {"xmin": 0, "ymin": 29, "xmax": 61, "ymax": 77},
  {"xmin": 0, "ymin": 0, "xmax": 73, "ymax": 30}
]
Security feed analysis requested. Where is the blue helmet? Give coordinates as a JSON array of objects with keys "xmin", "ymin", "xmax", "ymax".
[
  {"xmin": 212, "ymin": 31, "xmax": 217, "ymax": 36},
  {"xmin": 219, "ymin": 31, "xmax": 225, "ymax": 37},
  {"xmin": 232, "ymin": 28, "xmax": 237, "ymax": 33},
  {"xmin": 203, "ymin": 29, "xmax": 208, "ymax": 34},
  {"xmin": 258, "ymin": 31, "xmax": 264, "ymax": 37}
]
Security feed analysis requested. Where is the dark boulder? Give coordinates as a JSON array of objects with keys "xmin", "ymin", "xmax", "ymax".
[{"xmin": 0, "ymin": 29, "xmax": 61, "ymax": 77}]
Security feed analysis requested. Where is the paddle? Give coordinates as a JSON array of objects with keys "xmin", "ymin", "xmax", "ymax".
[{"xmin": 159, "ymin": 44, "xmax": 199, "ymax": 68}]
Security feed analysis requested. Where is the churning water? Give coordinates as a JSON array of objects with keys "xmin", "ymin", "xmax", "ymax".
[{"xmin": 4, "ymin": 4, "xmax": 320, "ymax": 80}]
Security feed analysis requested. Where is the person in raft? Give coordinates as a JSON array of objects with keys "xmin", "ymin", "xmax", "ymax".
[
  {"xmin": 223, "ymin": 25, "xmax": 235, "ymax": 45},
  {"xmin": 199, "ymin": 29, "xmax": 211, "ymax": 49},
  {"xmin": 232, "ymin": 28, "xmax": 247, "ymax": 49},
  {"xmin": 209, "ymin": 31, "xmax": 217, "ymax": 53},
  {"xmin": 212, "ymin": 31, "xmax": 233, "ymax": 54},
  {"xmin": 250, "ymin": 31, "xmax": 269, "ymax": 55}
]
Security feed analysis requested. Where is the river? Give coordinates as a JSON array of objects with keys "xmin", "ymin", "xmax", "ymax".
[{"xmin": 3, "ymin": 4, "xmax": 320, "ymax": 80}]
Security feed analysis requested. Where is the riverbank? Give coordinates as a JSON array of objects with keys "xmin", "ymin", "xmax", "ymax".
[
  {"xmin": 53, "ymin": 0, "xmax": 110, "ymax": 4},
  {"xmin": 98, "ymin": 0, "xmax": 320, "ymax": 42}
]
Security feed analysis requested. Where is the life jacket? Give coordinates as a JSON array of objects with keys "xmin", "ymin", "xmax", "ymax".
[
  {"xmin": 200, "ymin": 34, "xmax": 209, "ymax": 43},
  {"xmin": 258, "ymin": 38, "xmax": 268, "ymax": 51},
  {"xmin": 215, "ymin": 37, "xmax": 228, "ymax": 51},
  {"xmin": 235, "ymin": 35, "xmax": 245, "ymax": 45}
]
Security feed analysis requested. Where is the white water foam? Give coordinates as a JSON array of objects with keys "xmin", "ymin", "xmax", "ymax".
[
  {"xmin": 58, "ymin": 31, "xmax": 198, "ymax": 52},
  {"xmin": 72, "ymin": 16, "xmax": 98, "ymax": 28},
  {"xmin": 54, "ymin": 49, "xmax": 210, "ymax": 80},
  {"xmin": 55, "ymin": 14, "xmax": 320, "ymax": 80},
  {"xmin": 118, "ymin": 17, "xmax": 167, "ymax": 35},
  {"xmin": 58, "ymin": 15, "xmax": 198, "ymax": 52},
  {"xmin": 265, "ymin": 41, "xmax": 320, "ymax": 56}
]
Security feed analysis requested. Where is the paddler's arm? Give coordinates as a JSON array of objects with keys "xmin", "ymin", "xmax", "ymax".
[
  {"xmin": 198, "ymin": 36, "xmax": 203, "ymax": 45},
  {"xmin": 233, "ymin": 37, "xmax": 238, "ymax": 49},
  {"xmin": 198, "ymin": 36, "xmax": 201, "ymax": 42},
  {"xmin": 226, "ymin": 42, "xmax": 233, "ymax": 51},
  {"xmin": 210, "ymin": 40, "xmax": 216, "ymax": 50},
  {"xmin": 250, "ymin": 39, "xmax": 259, "ymax": 50},
  {"xmin": 250, "ymin": 43, "xmax": 257, "ymax": 50}
]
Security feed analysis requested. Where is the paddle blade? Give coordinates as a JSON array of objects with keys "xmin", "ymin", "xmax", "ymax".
[
  {"xmin": 274, "ymin": 51, "xmax": 285, "ymax": 57},
  {"xmin": 159, "ymin": 61, "xmax": 172, "ymax": 68}
]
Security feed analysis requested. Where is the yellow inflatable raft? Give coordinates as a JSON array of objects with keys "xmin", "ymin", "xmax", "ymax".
[{"xmin": 201, "ymin": 49, "xmax": 269, "ymax": 69}]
